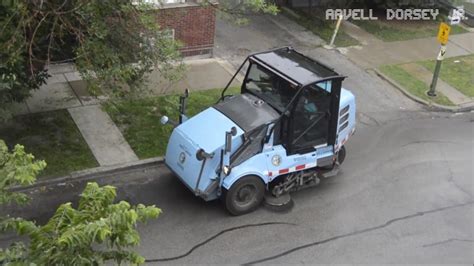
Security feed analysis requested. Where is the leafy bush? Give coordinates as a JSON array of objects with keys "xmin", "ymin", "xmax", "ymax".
[{"xmin": 0, "ymin": 140, "xmax": 161, "ymax": 265}]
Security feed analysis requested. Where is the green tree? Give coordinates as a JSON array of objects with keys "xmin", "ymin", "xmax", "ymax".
[
  {"xmin": 0, "ymin": 140, "xmax": 161, "ymax": 265},
  {"xmin": 0, "ymin": 140, "xmax": 46, "ymax": 206},
  {"xmin": 0, "ymin": 0, "xmax": 183, "ymax": 121},
  {"xmin": 0, "ymin": 0, "xmax": 278, "ymax": 121}
]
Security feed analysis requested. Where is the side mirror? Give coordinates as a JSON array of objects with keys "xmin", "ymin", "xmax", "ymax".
[
  {"xmin": 196, "ymin": 148, "xmax": 214, "ymax": 161},
  {"xmin": 160, "ymin": 115, "xmax": 177, "ymax": 127},
  {"xmin": 160, "ymin": 116, "xmax": 169, "ymax": 125},
  {"xmin": 179, "ymin": 89, "xmax": 189, "ymax": 124},
  {"xmin": 225, "ymin": 127, "xmax": 237, "ymax": 153},
  {"xmin": 230, "ymin": 126, "xmax": 237, "ymax": 136}
]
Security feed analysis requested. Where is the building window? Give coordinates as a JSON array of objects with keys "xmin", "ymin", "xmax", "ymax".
[{"xmin": 161, "ymin": 29, "xmax": 175, "ymax": 40}]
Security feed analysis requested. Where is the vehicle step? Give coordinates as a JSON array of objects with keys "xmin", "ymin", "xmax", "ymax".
[{"xmin": 320, "ymin": 164, "xmax": 340, "ymax": 178}]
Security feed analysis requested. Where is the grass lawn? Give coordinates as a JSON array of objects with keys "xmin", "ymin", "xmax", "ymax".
[
  {"xmin": 379, "ymin": 65, "xmax": 454, "ymax": 106},
  {"xmin": 0, "ymin": 109, "xmax": 98, "ymax": 178},
  {"xmin": 281, "ymin": 8, "xmax": 360, "ymax": 47},
  {"xmin": 353, "ymin": 18, "xmax": 467, "ymax": 42},
  {"xmin": 104, "ymin": 87, "xmax": 240, "ymax": 159},
  {"xmin": 418, "ymin": 54, "xmax": 474, "ymax": 97}
]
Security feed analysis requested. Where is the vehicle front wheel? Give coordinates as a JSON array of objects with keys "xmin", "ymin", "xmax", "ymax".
[{"xmin": 223, "ymin": 175, "xmax": 265, "ymax": 216}]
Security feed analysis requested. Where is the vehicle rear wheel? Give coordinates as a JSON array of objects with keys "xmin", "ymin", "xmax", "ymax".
[
  {"xmin": 223, "ymin": 175, "xmax": 265, "ymax": 216},
  {"xmin": 338, "ymin": 145, "xmax": 346, "ymax": 164}
]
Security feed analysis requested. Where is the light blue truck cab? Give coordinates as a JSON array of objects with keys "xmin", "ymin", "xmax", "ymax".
[{"xmin": 162, "ymin": 47, "xmax": 356, "ymax": 215}]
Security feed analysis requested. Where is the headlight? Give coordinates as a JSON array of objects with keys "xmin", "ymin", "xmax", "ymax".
[
  {"xmin": 272, "ymin": 155, "xmax": 281, "ymax": 166},
  {"xmin": 223, "ymin": 165, "xmax": 231, "ymax": 175},
  {"xmin": 160, "ymin": 116, "xmax": 169, "ymax": 125}
]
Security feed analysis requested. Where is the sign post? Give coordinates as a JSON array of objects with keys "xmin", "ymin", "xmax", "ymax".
[
  {"xmin": 329, "ymin": 15, "xmax": 343, "ymax": 47},
  {"xmin": 428, "ymin": 22, "xmax": 451, "ymax": 97}
]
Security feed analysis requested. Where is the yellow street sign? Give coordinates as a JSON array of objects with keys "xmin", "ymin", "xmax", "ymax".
[{"xmin": 437, "ymin": 22, "xmax": 451, "ymax": 45}]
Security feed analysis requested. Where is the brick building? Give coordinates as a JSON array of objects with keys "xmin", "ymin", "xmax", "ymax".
[{"xmin": 153, "ymin": 0, "xmax": 218, "ymax": 57}]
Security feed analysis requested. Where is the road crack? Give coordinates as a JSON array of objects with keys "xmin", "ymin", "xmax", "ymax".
[
  {"xmin": 357, "ymin": 112, "xmax": 381, "ymax": 126},
  {"xmin": 400, "ymin": 140, "xmax": 464, "ymax": 147},
  {"xmin": 244, "ymin": 201, "xmax": 474, "ymax": 265},
  {"xmin": 145, "ymin": 221, "xmax": 296, "ymax": 263},
  {"xmin": 422, "ymin": 238, "xmax": 474, "ymax": 248},
  {"xmin": 437, "ymin": 143, "xmax": 473, "ymax": 199}
]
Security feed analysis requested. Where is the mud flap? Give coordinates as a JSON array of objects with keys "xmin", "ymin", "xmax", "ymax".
[{"xmin": 319, "ymin": 162, "xmax": 340, "ymax": 178}]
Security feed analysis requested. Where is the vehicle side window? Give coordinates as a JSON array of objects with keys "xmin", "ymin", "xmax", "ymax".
[
  {"xmin": 272, "ymin": 119, "xmax": 286, "ymax": 146},
  {"xmin": 246, "ymin": 64, "xmax": 272, "ymax": 92},
  {"xmin": 245, "ymin": 63, "xmax": 296, "ymax": 111},
  {"xmin": 318, "ymin": 80, "xmax": 332, "ymax": 93},
  {"xmin": 292, "ymin": 84, "xmax": 331, "ymax": 150}
]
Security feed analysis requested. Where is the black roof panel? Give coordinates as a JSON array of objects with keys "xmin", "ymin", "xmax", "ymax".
[
  {"xmin": 252, "ymin": 48, "xmax": 339, "ymax": 85},
  {"xmin": 214, "ymin": 94, "xmax": 279, "ymax": 132}
]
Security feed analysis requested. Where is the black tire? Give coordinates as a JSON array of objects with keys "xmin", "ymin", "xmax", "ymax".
[
  {"xmin": 223, "ymin": 175, "xmax": 265, "ymax": 216},
  {"xmin": 338, "ymin": 146, "xmax": 346, "ymax": 164}
]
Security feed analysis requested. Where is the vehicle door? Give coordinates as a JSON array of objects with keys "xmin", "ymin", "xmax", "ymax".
[{"xmin": 288, "ymin": 78, "xmax": 342, "ymax": 156}]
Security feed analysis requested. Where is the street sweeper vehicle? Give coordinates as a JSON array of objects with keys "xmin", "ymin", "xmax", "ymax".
[{"xmin": 160, "ymin": 47, "xmax": 356, "ymax": 215}]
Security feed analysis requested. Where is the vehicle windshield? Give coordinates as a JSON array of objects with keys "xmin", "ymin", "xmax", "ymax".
[{"xmin": 244, "ymin": 63, "xmax": 297, "ymax": 112}]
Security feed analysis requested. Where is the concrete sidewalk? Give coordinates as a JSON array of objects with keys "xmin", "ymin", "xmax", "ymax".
[
  {"xmin": 16, "ymin": 59, "xmax": 240, "ymax": 116},
  {"xmin": 340, "ymin": 21, "xmax": 473, "ymax": 108},
  {"xmin": 68, "ymin": 105, "xmax": 138, "ymax": 166},
  {"xmin": 146, "ymin": 58, "xmax": 241, "ymax": 95},
  {"xmin": 12, "ymin": 63, "xmax": 99, "ymax": 115},
  {"xmin": 13, "ymin": 58, "xmax": 241, "ymax": 167},
  {"xmin": 342, "ymin": 22, "xmax": 474, "ymax": 69}
]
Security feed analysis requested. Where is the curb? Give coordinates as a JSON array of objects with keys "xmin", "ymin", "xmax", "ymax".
[
  {"xmin": 372, "ymin": 68, "xmax": 474, "ymax": 113},
  {"xmin": 10, "ymin": 157, "xmax": 165, "ymax": 192},
  {"xmin": 216, "ymin": 59, "xmax": 245, "ymax": 83}
]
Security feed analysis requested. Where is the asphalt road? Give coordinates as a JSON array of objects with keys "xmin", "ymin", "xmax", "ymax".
[
  {"xmin": 2, "ymin": 15, "xmax": 473, "ymax": 264},
  {"xmin": 137, "ymin": 111, "xmax": 473, "ymax": 264},
  {"xmin": 5, "ymin": 109, "xmax": 471, "ymax": 264}
]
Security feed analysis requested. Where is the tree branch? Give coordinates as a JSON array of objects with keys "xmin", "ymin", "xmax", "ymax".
[{"xmin": 28, "ymin": 12, "xmax": 49, "ymax": 76}]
